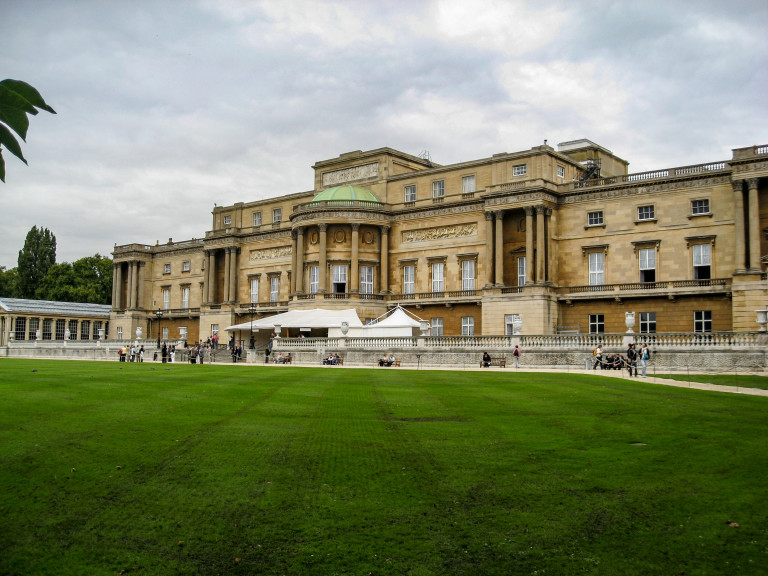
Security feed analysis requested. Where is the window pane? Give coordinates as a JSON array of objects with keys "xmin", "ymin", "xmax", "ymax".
[
  {"xmin": 310, "ymin": 266, "xmax": 319, "ymax": 294},
  {"xmin": 462, "ymin": 175, "xmax": 475, "ymax": 194},
  {"xmin": 462, "ymin": 260, "xmax": 475, "ymax": 290},
  {"xmin": 432, "ymin": 262, "xmax": 444, "ymax": 292},
  {"xmin": 432, "ymin": 180, "xmax": 445, "ymax": 198},
  {"xmin": 517, "ymin": 257, "xmax": 526, "ymax": 286},
  {"xmin": 431, "ymin": 318, "xmax": 443, "ymax": 336},
  {"xmin": 404, "ymin": 185, "xmax": 416, "ymax": 202},
  {"xmin": 14, "ymin": 317, "xmax": 26, "ymax": 340},
  {"xmin": 589, "ymin": 252, "xmax": 604, "ymax": 285},
  {"xmin": 360, "ymin": 266, "xmax": 374, "ymax": 294},
  {"xmin": 403, "ymin": 265, "xmax": 415, "ymax": 294},
  {"xmin": 250, "ymin": 278, "xmax": 259, "ymax": 302},
  {"xmin": 270, "ymin": 277, "xmax": 279, "ymax": 302},
  {"xmin": 461, "ymin": 317, "xmax": 474, "ymax": 336}
]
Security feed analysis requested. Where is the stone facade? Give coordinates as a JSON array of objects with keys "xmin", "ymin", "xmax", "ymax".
[{"xmin": 110, "ymin": 140, "xmax": 768, "ymax": 342}]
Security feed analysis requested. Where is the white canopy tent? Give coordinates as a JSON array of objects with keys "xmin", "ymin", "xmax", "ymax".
[
  {"xmin": 362, "ymin": 305, "xmax": 425, "ymax": 337},
  {"xmin": 224, "ymin": 308, "xmax": 364, "ymax": 337}
]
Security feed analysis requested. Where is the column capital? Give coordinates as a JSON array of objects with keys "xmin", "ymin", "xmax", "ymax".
[
  {"xmin": 485, "ymin": 211, "xmax": 494, "ymax": 221},
  {"xmin": 732, "ymin": 180, "xmax": 744, "ymax": 193},
  {"xmin": 380, "ymin": 225, "xmax": 390, "ymax": 234},
  {"xmin": 535, "ymin": 204, "xmax": 547, "ymax": 215},
  {"xmin": 545, "ymin": 207, "xmax": 553, "ymax": 217},
  {"xmin": 524, "ymin": 205, "xmax": 535, "ymax": 216},
  {"xmin": 351, "ymin": 223, "xmax": 361, "ymax": 232},
  {"xmin": 494, "ymin": 210, "xmax": 505, "ymax": 220},
  {"xmin": 747, "ymin": 177, "xmax": 760, "ymax": 191},
  {"xmin": 318, "ymin": 223, "xmax": 328, "ymax": 232}
]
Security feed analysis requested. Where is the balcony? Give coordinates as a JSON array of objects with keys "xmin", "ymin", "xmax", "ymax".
[
  {"xmin": 388, "ymin": 290, "xmax": 482, "ymax": 307},
  {"xmin": 559, "ymin": 278, "xmax": 731, "ymax": 302},
  {"xmin": 571, "ymin": 161, "xmax": 729, "ymax": 190}
]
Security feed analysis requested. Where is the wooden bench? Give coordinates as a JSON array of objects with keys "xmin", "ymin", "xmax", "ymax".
[
  {"xmin": 480, "ymin": 358, "xmax": 506, "ymax": 368},
  {"xmin": 377, "ymin": 357, "xmax": 402, "ymax": 367}
]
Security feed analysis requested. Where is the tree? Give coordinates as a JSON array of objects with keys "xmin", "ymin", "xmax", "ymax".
[
  {"xmin": 37, "ymin": 254, "xmax": 113, "ymax": 304},
  {"xmin": 0, "ymin": 79, "xmax": 56, "ymax": 182},
  {"xmin": 0, "ymin": 266, "xmax": 19, "ymax": 297},
  {"xmin": 17, "ymin": 226, "xmax": 56, "ymax": 299}
]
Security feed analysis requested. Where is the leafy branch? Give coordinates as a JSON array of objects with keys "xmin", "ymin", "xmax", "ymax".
[{"xmin": 0, "ymin": 79, "xmax": 56, "ymax": 182}]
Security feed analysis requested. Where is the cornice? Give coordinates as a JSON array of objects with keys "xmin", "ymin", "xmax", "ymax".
[
  {"xmin": 291, "ymin": 210, "xmax": 391, "ymax": 225},
  {"xmin": 559, "ymin": 175, "xmax": 732, "ymax": 205},
  {"xmin": 485, "ymin": 191, "xmax": 558, "ymax": 208},
  {"xmin": 393, "ymin": 202, "xmax": 482, "ymax": 222}
]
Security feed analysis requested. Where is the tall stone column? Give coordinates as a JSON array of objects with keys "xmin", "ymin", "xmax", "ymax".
[
  {"xmin": 318, "ymin": 224, "xmax": 328, "ymax": 293},
  {"xmin": 536, "ymin": 205, "xmax": 546, "ymax": 283},
  {"xmin": 733, "ymin": 180, "xmax": 747, "ymax": 273},
  {"xmin": 136, "ymin": 262, "xmax": 143, "ymax": 309},
  {"xmin": 545, "ymin": 207, "xmax": 553, "ymax": 283},
  {"xmin": 350, "ymin": 224, "xmax": 360, "ymax": 294},
  {"xmin": 525, "ymin": 206, "xmax": 534, "ymax": 284},
  {"xmin": 747, "ymin": 178, "xmax": 761, "ymax": 272},
  {"xmin": 494, "ymin": 211, "xmax": 504, "ymax": 286},
  {"xmin": 229, "ymin": 247, "xmax": 238, "ymax": 302},
  {"xmin": 484, "ymin": 212, "xmax": 494, "ymax": 287},
  {"xmin": 296, "ymin": 227, "xmax": 305, "ymax": 294},
  {"xmin": 380, "ymin": 225, "xmax": 390, "ymax": 293},
  {"xmin": 128, "ymin": 262, "xmax": 137, "ymax": 309},
  {"xmin": 207, "ymin": 250, "xmax": 217, "ymax": 303},
  {"xmin": 223, "ymin": 248, "xmax": 231, "ymax": 303},
  {"xmin": 290, "ymin": 231, "xmax": 298, "ymax": 295},
  {"xmin": 112, "ymin": 263, "xmax": 121, "ymax": 309}
]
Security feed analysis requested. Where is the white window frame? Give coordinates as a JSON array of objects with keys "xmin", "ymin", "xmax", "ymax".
[
  {"xmin": 273, "ymin": 208, "xmax": 282, "ymax": 223},
  {"xmin": 162, "ymin": 327, "xmax": 169, "ymax": 340},
  {"xmin": 164, "ymin": 263, "xmax": 171, "ymax": 274},
  {"xmin": 639, "ymin": 312, "xmax": 656, "ymax": 333},
  {"xmin": 589, "ymin": 314, "xmax": 605, "ymax": 334},
  {"xmin": 588, "ymin": 211, "xmax": 604, "ymax": 226},
  {"xmin": 223, "ymin": 215, "xmax": 232, "ymax": 225},
  {"xmin": 431, "ymin": 318, "xmax": 443, "ymax": 336},
  {"xmin": 250, "ymin": 278, "xmax": 259, "ymax": 302},
  {"xmin": 309, "ymin": 266, "xmax": 319, "ymax": 294},
  {"xmin": 432, "ymin": 180, "xmax": 445, "ymax": 199},
  {"xmin": 638, "ymin": 205, "xmax": 655, "ymax": 221},
  {"xmin": 181, "ymin": 286, "xmax": 190, "ymax": 309},
  {"xmin": 182, "ymin": 260, "xmax": 190, "ymax": 272},
  {"xmin": 270, "ymin": 276, "xmax": 279, "ymax": 303},
  {"xmin": 694, "ymin": 310, "xmax": 712, "ymax": 333},
  {"xmin": 557, "ymin": 166, "xmax": 565, "ymax": 178},
  {"xmin": 253, "ymin": 211, "xmax": 262, "ymax": 226},
  {"xmin": 403, "ymin": 265, "xmax": 415, "ymax": 294},
  {"xmin": 589, "ymin": 252, "xmax": 604, "ymax": 286},
  {"xmin": 360, "ymin": 265, "xmax": 374, "ymax": 294},
  {"xmin": 513, "ymin": 164, "xmax": 527, "ymax": 176},
  {"xmin": 462, "ymin": 175, "xmax": 476, "ymax": 194},
  {"xmin": 404, "ymin": 185, "xmax": 416, "ymax": 203},
  {"xmin": 691, "ymin": 199, "xmax": 710, "ymax": 215},
  {"xmin": 639, "ymin": 248, "xmax": 656, "ymax": 282},
  {"xmin": 693, "ymin": 243, "xmax": 711, "ymax": 280},
  {"xmin": 517, "ymin": 257, "xmax": 526, "ymax": 286},
  {"xmin": 162, "ymin": 288, "xmax": 170, "ymax": 310},
  {"xmin": 461, "ymin": 317, "xmax": 475, "ymax": 336},
  {"xmin": 332, "ymin": 265, "xmax": 347, "ymax": 293},
  {"xmin": 432, "ymin": 262, "xmax": 444, "ymax": 293},
  {"xmin": 117, "ymin": 326, "xmax": 123, "ymax": 340},
  {"xmin": 461, "ymin": 260, "xmax": 475, "ymax": 291}
]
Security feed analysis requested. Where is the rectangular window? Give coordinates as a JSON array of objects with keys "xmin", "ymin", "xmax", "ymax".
[
  {"xmin": 639, "ymin": 312, "xmax": 657, "ymax": 333},
  {"xmin": 588, "ymin": 211, "xmax": 604, "ymax": 226},
  {"xmin": 332, "ymin": 265, "xmax": 347, "ymax": 294},
  {"xmin": 14, "ymin": 317, "xmax": 26, "ymax": 341},
  {"xmin": 28, "ymin": 317, "xmax": 39, "ymax": 340},
  {"xmin": 462, "ymin": 175, "xmax": 476, "ymax": 194},
  {"xmin": 68, "ymin": 319, "xmax": 78, "ymax": 340},
  {"xmin": 461, "ymin": 317, "xmax": 475, "ymax": 336},
  {"xmin": 432, "ymin": 180, "xmax": 445, "ymax": 199},
  {"xmin": 117, "ymin": 326, "xmax": 123, "ymax": 340},
  {"xmin": 639, "ymin": 248, "xmax": 656, "ymax": 283},
  {"xmin": 253, "ymin": 211, "xmax": 262, "ymax": 226},
  {"xmin": 432, "ymin": 262, "xmax": 444, "ymax": 293},
  {"xmin": 360, "ymin": 265, "xmax": 374, "ymax": 294},
  {"xmin": 93, "ymin": 321, "xmax": 102, "ymax": 340},
  {"xmin": 461, "ymin": 260, "xmax": 475, "ymax": 291},
  {"xmin": 179, "ymin": 326, "xmax": 187, "ymax": 340},
  {"xmin": 505, "ymin": 314, "xmax": 521, "ymax": 335},
  {"xmin": 431, "ymin": 318, "xmax": 443, "ymax": 336},
  {"xmin": 211, "ymin": 324, "xmax": 219, "ymax": 337},
  {"xmin": 589, "ymin": 252, "xmax": 604, "ymax": 285},
  {"xmin": 250, "ymin": 278, "xmax": 259, "ymax": 302},
  {"xmin": 638, "ymin": 205, "xmax": 655, "ymax": 221},
  {"xmin": 182, "ymin": 260, "xmax": 190, "ymax": 272},
  {"xmin": 223, "ymin": 215, "xmax": 232, "ymax": 225},
  {"xmin": 162, "ymin": 327, "xmax": 169, "ymax": 340},
  {"xmin": 80, "ymin": 320, "xmax": 91, "ymax": 340},
  {"xmin": 42, "ymin": 319, "xmax": 52, "ymax": 340},
  {"xmin": 162, "ymin": 288, "xmax": 170, "ymax": 310},
  {"xmin": 517, "ymin": 257, "xmax": 526, "ymax": 286},
  {"xmin": 691, "ymin": 199, "xmax": 710, "ymax": 215},
  {"xmin": 694, "ymin": 310, "xmax": 712, "ymax": 333},
  {"xmin": 557, "ymin": 165, "xmax": 565, "ymax": 178},
  {"xmin": 55, "ymin": 319, "xmax": 66, "ymax": 340},
  {"xmin": 182, "ymin": 287, "xmax": 190, "ymax": 309},
  {"xmin": 270, "ymin": 276, "xmax": 279, "ymax": 303},
  {"xmin": 404, "ymin": 185, "xmax": 416, "ymax": 203},
  {"xmin": 693, "ymin": 244, "xmax": 711, "ymax": 280},
  {"xmin": 273, "ymin": 208, "xmax": 282, "ymax": 223},
  {"xmin": 164, "ymin": 263, "xmax": 171, "ymax": 274},
  {"xmin": 309, "ymin": 266, "xmax": 319, "ymax": 294},
  {"xmin": 403, "ymin": 265, "xmax": 415, "ymax": 294},
  {"xmin": 589, "ymin": 314, "xmax": 605, "ymax": 334},
  {"xmin": 513, "ymin": 164, "xmax": 527, "ymax": 176}
]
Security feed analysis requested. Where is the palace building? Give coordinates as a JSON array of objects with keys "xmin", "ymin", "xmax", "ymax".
[{"xmin": 110, "ymin": 139, "xmax": 768, "ymax": 344}]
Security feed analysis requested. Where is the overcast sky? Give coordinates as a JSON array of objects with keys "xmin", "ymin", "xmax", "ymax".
[{"xmin": 2, "ymin": 0, "xmax": 767, "ymax": 269}]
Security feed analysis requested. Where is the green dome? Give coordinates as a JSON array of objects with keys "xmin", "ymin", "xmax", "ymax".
[{"xmin": 312, "ymin": 185, "xmax": 381, "ymax": 203}]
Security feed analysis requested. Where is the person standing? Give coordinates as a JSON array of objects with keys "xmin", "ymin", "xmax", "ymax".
[
  {"xmin": 198, "ymin": 345, "xmax": 205, "ymax": 365},
  {"xmin": 639, "ymin": 343, "xmax": 650, "ymax": 377},
  {"xmin": 139, "ymin": 345, "xmax": 145, "ymax": 362},
  {"xmin": 161, "ymin": 343, "xmax": 167, "ymax": 363},
  {"xmin": 626, "ymin": 343, "xmax": 637, "ymax": 377},
  {"xmin": 592, "ymin": 344, "xmax": 603, "ymax": 370},
  {"xmin": 512, "ymin": 345, "xmax": 521, "ymax": 368}
]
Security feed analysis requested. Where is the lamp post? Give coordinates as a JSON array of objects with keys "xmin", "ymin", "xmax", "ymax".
[
  {"xmin": 155, "ymin": 309, "xmax": 163, "ymax": 348},
  {"xmin": 249, "ymin": 302, "xmax": 256, "ymax": 349}
]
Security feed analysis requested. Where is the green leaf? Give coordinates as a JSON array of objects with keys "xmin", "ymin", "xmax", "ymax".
[
  {"xmin": 0, "ymin": 122, "xmax": 27, "ymax": 164},
  {"xmin": 0, "ymin": 79, "xmax": 56, "ymax": 114},
  {"xmin": 0, "ymin": 85, "xmax": 32, "ymax": 140}
]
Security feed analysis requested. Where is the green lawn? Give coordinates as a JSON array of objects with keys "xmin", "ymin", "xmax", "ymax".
[
  {"xmin": 656, "ymin": 373, "xmax": 768, "ymax": 390},
  {"xmin": 0, "ymin": 359, "xmax": 766, "ymax": 575}
]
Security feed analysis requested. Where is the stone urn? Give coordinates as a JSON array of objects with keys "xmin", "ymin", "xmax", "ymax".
[
  {"xmin": 340, "ymin": 321, "xmax": 349, "ymax": 336},
  {"xmin": 419, "ymin": 320, "xmax": 431, "ymax": 337},
  {"xmin": 756, "ymin": 309, "xmax": 768, "ymax": 331},
  {"xmin": 273, "ymin": 324, "xmax": 281, "ymax": 338},
  {"xmin": 625, "ymin": 311, "xmax": 636, "ymax": 333},
  {"xmin": 136, "ymin": 326, "xmax": 143, "ymax": 339}
]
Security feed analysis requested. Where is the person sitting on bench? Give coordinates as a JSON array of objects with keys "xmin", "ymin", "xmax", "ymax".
[
  {"xmin": 379, "ymin": 354, "xmax": 395, "ymax": 367},
  {"xmin": 482, "ymin": 352, "xmax": 492, "ymax": 368}
]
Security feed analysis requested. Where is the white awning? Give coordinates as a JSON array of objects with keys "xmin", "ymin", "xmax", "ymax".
[{"xmin": 224, "ymin": 308, "xmax": 363, "ymax": 332}]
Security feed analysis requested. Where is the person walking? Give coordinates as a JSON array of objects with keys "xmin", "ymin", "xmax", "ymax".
[
  {"xmin": 198, "ymin": 345, "xmax": 205, "ymax": 365},
  {"xmin": 626, "ymin": 343, "xmax": 637, "ymax": 377},
  {"xmin": 592, "ymin": 344, "xmax": 603, "ymax": 370},
  {"xmin": 512, "ymin": 345, "xmax": 521, "ymax": 368},
  {"xmin": 639, "ymin": 343, "xmax": 650, "ymax": 377}
]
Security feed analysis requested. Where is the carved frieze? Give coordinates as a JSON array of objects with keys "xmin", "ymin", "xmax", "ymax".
[
  {"xmin": 395, "ymin": 202, "xmax": 481, "ymax": 221},
  {"xmin": 322, "ymin": 163, "xmax": 379, "ymax": 187},
  {"xmin": 560, "ymin": 176, "xmax": 731, "ymax": 205},
  {"xmin": 402, "ymin": 223, "xmax": 478, "ymax": 243},
  {"xmin": 249, "ymin": 246, "xmax": 292, "ymax": 261}
]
